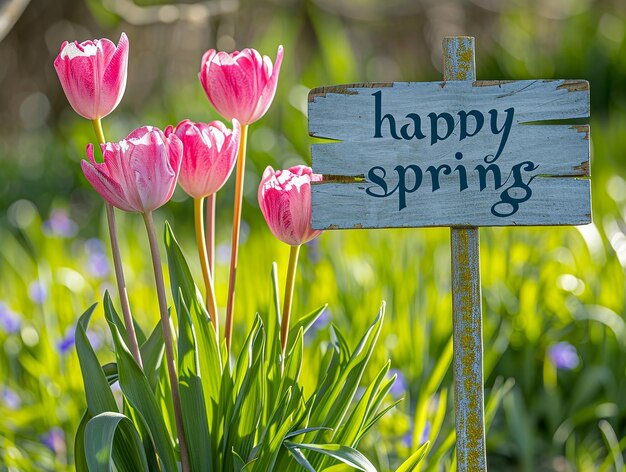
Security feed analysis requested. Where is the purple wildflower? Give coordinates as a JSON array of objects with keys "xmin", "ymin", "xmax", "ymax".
[
  {"xmin": 311, "ymin": 308, "xmax": 330, "ymax": 332},
  {"xmin": 306, "ymin": 237, "xmax": 321, "ymax": 263},
  {"xmin": 304, "ymin": 309, "xmax": 331, "ymax": 343},
  {"xmin": 403, "ymin": 425, "xmax": 413, "ymax": 448},
  {"xmin": 548, "ymin": 342, "xmax": 580, "ymax": 370},
  {"xmin": 88, "ymin": 253, "xmax": 110, "ymax": 278},
  {"xmin": 419, "ymin": 421, "xmax": 431, "ymax": 444},
  {"xmin": 85, "ymin": 239, "xmax": 110, "ymax": 278},
  {"xmin": 388, "ymin": 368, "xmax": 408, "ymax": 398},
  {"xmin": 41, "ymin": 427, "xmax": 66, "ymax": 455},
  {"xmin": 28, "ymin": 281, "xmax": 48, "ymax": 304},
  {"xmin": 43, "ymin": 209, "xmax": 78, "ymax": 238},
  {"xmin": 57, "ymin": 330, "xmax": 75, "ymax": 355},
  {"xmin": 1, "ymin": 387, "xmax": 22, "ymax": 410},
  {"xmin": 0, "ymin": 302, "xmax": 21, "ymax": 333},
  {"xmin": 86, "ymin": 330, "xmax": 103, "ymax": 351}
]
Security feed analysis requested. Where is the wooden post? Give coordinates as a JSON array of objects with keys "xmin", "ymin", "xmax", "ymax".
[{"xmin": 444, "ymin": 36, "xmax": 487, "ymax": 471}]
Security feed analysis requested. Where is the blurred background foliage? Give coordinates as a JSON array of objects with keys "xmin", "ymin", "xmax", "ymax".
[{"xmin": 0, "ymin": 0, "xmax": 625, "ymax": 470}]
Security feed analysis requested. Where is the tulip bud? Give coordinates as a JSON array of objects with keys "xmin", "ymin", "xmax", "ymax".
[
  {"xmin": 81, "ymin": 126, "xmax": 182, "ymax": 213},
  {"xmin": 164, "ymin": 119, "xmax": 240, "ymax": 199},
  {"xmin": 199, "ymin": 46, "xmax": 284, "ymax": 125},
  {"xmin": 258, "ymin": 165, "xmax": 322, "ymax": 246},
  {"xmin": 54, "ymin": 33, "xmax": 129, "ymax": 120}
]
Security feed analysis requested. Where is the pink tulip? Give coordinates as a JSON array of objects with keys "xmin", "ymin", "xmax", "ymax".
[
  {"xmin": 54, "ymin": 33, "xmax": 129, "ymax": 120},
  {"xmin": 164, "ymin": 119, "xmax": 241, "ymax": 199},
  {"xmin": 81, "ymin": 126, "xmax": 182, "ymax": 213},
  {"xmin": 258, "ymin": 165, "xmax": 322, "ymax": 246},
  {"xmin": 199, "ymin": 46, "xmax": 284, "ymax": 125}
]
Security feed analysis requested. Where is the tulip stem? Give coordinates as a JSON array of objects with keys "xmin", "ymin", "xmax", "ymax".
[
  {"xmin": 92, "ymin": 118, "xmax": 106, "ymax": 147},
  {"xmin": 143, "ymin": 211, "xmax": 190, "ymax": 472},
  {"xmin": 194, "ymin": 197, "xmax": 220, "ymax": 339},
  {"xmin": 92, "ymin": 118, "xmax": 143, "ymax": 370},
  {"xmin": 205, "ymin": 193, "xmax": 216, "ymax": 276},
  {"xmin": 281, "ymin": 244, "xmax": 301, "ymax": 372},
  {"xmin": 225, "ymin": 124, "xmax": 249, "ymax": 352}
]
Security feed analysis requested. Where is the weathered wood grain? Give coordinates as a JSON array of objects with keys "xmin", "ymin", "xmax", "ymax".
[
  {"xmin": 309, "ymin": 79, "xmax": 589, "ymax": 141},
  {"xmin": 311, "ymin": 177, "xmax": 591, "ymax": 229},
  {"xmin": 312, "ymin": 124, "xmax": 590, "ymax": 178},
  {"xmin": 444, "ymin": 36, "xmax": 487, "ymax": 472}
]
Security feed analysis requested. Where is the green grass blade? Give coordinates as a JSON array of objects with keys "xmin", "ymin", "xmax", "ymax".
[
  {"xmin": 285, "ymin": 442, "xmax": 376, "ymax": 472},
  {"xmin": 395, "ymin": 441, "xmax": 430, "ymax": 472},
  {"xmin": 287, "ymin": 304, "xmax": 328, "ymax": 353},
  {"xmin": 286, "ymin": 445, "xmax": 317, "ymax": 472}
]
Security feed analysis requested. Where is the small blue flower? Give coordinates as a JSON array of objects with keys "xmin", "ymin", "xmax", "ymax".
[
  {"xmin": 28, "ymin": 281, "xmax": 48, "ymax": 304},
  {"xmin": 86, "ymin": 330, "xmax": 103, "ymax": 351},
  {"xmin": 85, "ymin": 238, "xmax": 105, "ymax": 253},
  {"xmin": 1, "ymin": 387, "xmax": 22, "ymax": 410},
  {"xmin": 388, "ymin": 368, "xmax": 408, "ymax": 398},
  {"xmin": 306, "ymin": 237, "xmax": 321, "ymax": 263},
  {"xmin": 88, "ymin": 252, "xmax": 110, "ymax": 278},
  {"xmin": 419, "ymin": 421, "xmax": 431, "ymax": 444},
  {"xmin": 85, "ymin": 238, "xmax": 110, "ymax": 278},
  {"xmin": 402, "ymin": 426, "xmax": 413, "ymax": 448},
  {"xmin": 304, "ymin": 309, "xmax": 331, "ymax": 344},
  {"xmin": 57, "ymin": 330, "xmax": 75, "ymax": 355},
  {"xmin": 41, "ymin": 427, "xmax": 65, "ymax": 454},
  {"xmin": 548, "ymin": 342, "xmax": 580, "ymax": 370},
  {"xmin": 311, "ymin": 308, "xmax": 330, "ymax": 331},
  {"xmin": 43, "ymin": 209, "xmax": 78, "ymax": 238},
  {"xmin": 0, "ymin": 302, "xmax": 21, "ymax": 333}
]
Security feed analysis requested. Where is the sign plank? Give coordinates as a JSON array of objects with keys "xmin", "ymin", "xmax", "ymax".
[{"xmin": 308, "ymin": 79, "xmax": 590, "ymax": 229}]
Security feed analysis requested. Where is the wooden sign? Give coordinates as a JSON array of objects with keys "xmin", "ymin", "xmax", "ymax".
[{"xmin": 308, "ymin": 79, "xmax": 591, "ymax": 229}]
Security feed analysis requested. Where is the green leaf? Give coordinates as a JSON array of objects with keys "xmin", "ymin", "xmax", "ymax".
[
  {"xmin": 250, "ymin": 388, "xmax": 295, "ymax": 471},
  {"xmin": 277, "ymin": 328, "xmax": 304, "ymax": 405},
  {"xmin": 395, "ymin": 441, "xmax": 430, "ymax": 472},
  {"xmin": 223, "ymin": 317, "xmax": 265, "ymax": 469},
  {"xmin": 84, "ymin": 412, "xmax": 149, "ymax": 472},
  {"xmin": 322, "ymin": 465, "xmax": 353, "ymax": 472},
  {"xmin": 286, "ymin": 445, "xmax": 317, "ymax": 472},
  {"xmin": 103, "ymin": 291, "xmax": 146, "ymax": 347},
  {"xmin": 309, "ymin": 307, "xmax": 385, "ymax": 442},
  {"xmin": 75, "ymin": 410, "xmax": 91, "ymax": 472},
  {"xmin": 263, "ymin": 262, "xmax": 283, "ymax": 427},
  {"xmin": 233, "ymin": 449, "xmax": 246, "ymax": 472},
  {"xmin": 140, "ymin": 320, "xmax": 165, "ymax": 391},
  {"xmin": 164, "ymin": 223, "xmax": 222, "ymax": 433},
  {"xmin": 177, "ymin": 291, "xmax": 213, "ymax": 472},
  {"xmin": 286, "ymin": 304, "xmax": 328, "ymax": 353},
  {"xmin": 104, "ymin": 303, "xmax": 178, "ymax": 472},
  {"xmin": 285, "ymin": 427, "xmax": 333, "ymax": 440},
  {"xmin": 75, "ymin": 303, "xmax": 118, "ymax": 415},
  {"xmin": 333, "ymin": 360, "xmax": 391, "ymax": 447},
  {"xmin": 285, "ymin": 442, "xmax": 376, "ymax": 472}
]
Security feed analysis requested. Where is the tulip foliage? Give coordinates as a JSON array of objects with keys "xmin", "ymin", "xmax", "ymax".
[
  {"xmin": 53, "ymin": 32, "xmax": 426, "ymax": 472},
  {"xmin": 74, "ymin": 226, "xmax": 428, "ymax": 471}
]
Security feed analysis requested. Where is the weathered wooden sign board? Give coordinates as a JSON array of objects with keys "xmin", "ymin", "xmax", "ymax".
[{"xmin": 309, "ymin": 80, "xmax": 590, "ymax": 229}]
